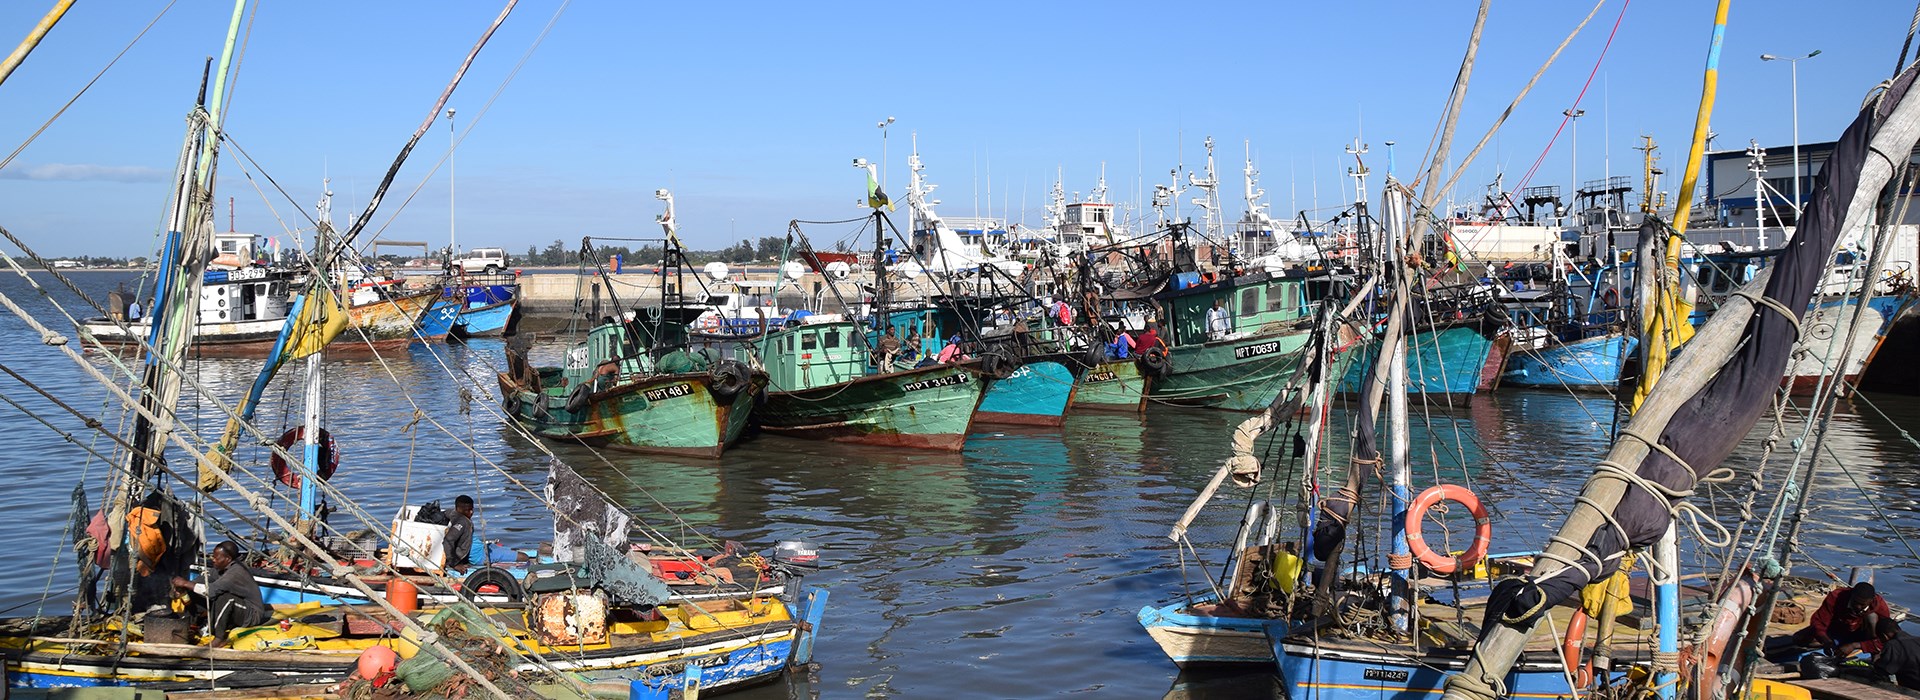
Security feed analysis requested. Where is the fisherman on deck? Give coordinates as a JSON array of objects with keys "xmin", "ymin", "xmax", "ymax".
[
  {"xmin": 877, "ymin": 326, "xmax": 902, "ymax": 371},
  {"xmin": 170, "ymin": 541, "xmax": 266, "ymax": 647},
  {"xmin": 445, "ymin": 495, "xmax": 476, "ymax": 573},
  {"xmin": 1205, "ymin": 298, "xmax": 1231, "ymax": 340},
  {"xmin": 1796, "ymin": 581, "xmax": 1893, "ymax": 655}
]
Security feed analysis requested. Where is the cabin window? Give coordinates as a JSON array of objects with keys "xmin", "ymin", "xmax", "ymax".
[
  {"xmin": 824, "ymin": 330, "xmax": 841, "ymax": 348},
  {"xmin": 1239, "ymin": 288, "xmax": 1260, "ymax": 317},
  {"xmin": 783, "ymin": 335, "xmax": 794, "ymax": 353},
  {"xmin": 801, "ymin": 332, "xmax": 818, "ymax": 350},
  {"xmin": 1266, "ymin": 285, "xmax": 1287, "ymax": 313}
]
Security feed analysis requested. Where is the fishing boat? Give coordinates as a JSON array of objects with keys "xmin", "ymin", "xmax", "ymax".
[
  {"xmin": 448, "ymin": 271, "xmax": 520, "ymax": 338},
  {"xmin": 1145, "ymin": 262, "xmax": 1342, "ymax": 411},
  {"xmin": 499, "ymin": 199, "xmax": 766, "ymax": 458},
  {"xmin": 749, "ymin": 315, "xmax": 993, "ymax": 450},
  {"xmin": 77, "ymin": 232, "xmax": 298, "ymax": 357},
  {"xmin": 886, "ymin": 301, "xmax": 1086, "ymax": 427},
  {"xmin": 748, "ymin": 175, "xmax": 997, "ymax": 451}
]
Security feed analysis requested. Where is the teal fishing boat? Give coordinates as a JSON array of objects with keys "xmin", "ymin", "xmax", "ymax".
[{"xmin": 1336, "ymin": 321, "xmax": 1500, "ymax": 395}]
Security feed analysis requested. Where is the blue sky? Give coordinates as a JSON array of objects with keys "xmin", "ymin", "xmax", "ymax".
[{"xmin": 0, "ymin": 1, "xmax": 1910, "ymax": 257}]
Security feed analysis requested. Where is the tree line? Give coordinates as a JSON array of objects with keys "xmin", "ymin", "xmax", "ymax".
[{"xmin": 516, "ymin": 236, "xmax": 851, "ymax": 268}]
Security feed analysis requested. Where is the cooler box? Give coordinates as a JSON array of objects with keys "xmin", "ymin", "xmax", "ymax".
[{"xmin": 388, "ymin": 505, "xmax": 448, "ymax": 572}]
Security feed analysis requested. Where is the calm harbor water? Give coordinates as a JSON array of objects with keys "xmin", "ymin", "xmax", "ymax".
[{"xmin": 1, "ymin": 270, "xmax": 1919, "ymax": 698}]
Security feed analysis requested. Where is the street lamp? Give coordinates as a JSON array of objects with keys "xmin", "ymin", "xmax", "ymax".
[
  {"xmin": 1566, "ymin": 108, "xmax": 1585, "ymax": 224},
  {"xmin": 877, "ymin": 116, "xmax": 896, "ymax": 200},
  {"xmin": 445, "ymin": 108, "xmax": 457, "ymax": 256},
  {"xmin": 1761, "ymin": 50, "xmax": 1820, "ymax": 220}
]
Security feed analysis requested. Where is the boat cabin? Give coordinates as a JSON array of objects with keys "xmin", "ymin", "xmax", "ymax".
[
  {"xmin": 1155, "ymin": 271, "xmax": 1328, "ymax": 347},
  {"xmin": 750, "ymin": 321, "xmax": 870, "ymax": 392},
  {"xmin": 197, "ymin": 271, "xmax": 290, "ymax": 325}
]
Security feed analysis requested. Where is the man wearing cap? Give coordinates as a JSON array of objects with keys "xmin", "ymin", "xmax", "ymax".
[{"xmin": 1797, "ymin": 581, "xmax": 1894, "ymax": 655}]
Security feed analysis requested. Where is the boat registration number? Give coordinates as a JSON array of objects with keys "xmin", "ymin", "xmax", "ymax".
[
  {"xmin": 644, "ymin": 384, "xmax": 693, "ymax": 401},
  {"xmin": 1234, "ymin": 341, "xmax": 1283, "ymax": 359},
  {"xmin": 641, "ymin": 652, "xmax": 730, "ymax": 677},
  {"xmin": 1084, "ymin": 370, "xmax": 1118, "ymax": 383},
  {"xmin": 901, "ymin": 372, "xmax": 970, "ymax": 393},
  {"xmin": 1362, "ymin": 669, "xmax": 1410, "ymax": 682},
  {"xmin": 227, "ymin": 267, "xmax": 267, "ymax": 281}
]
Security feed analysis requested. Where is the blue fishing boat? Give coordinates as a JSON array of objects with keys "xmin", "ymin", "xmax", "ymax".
[
  {"xmin": 1502, "ymin": 332, "xmax": 1637, "ymax": 389},
  {"xmin": 452, "ymin": 297, "xmax": 517, "ymax": 337},
  {"xmin": 415, "ymin": 297, "xmax": 463, "ymax": 342}
]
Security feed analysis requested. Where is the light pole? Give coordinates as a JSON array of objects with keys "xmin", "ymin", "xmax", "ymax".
[
  {"xmin": 1761, "ymin": 50, "xmax": 1820, "ymax": 221},
  {"xmin": 445, "ymin": 108, "xmax": 457, "ymax": 256},
  {"xmin": 877, "ymin": 116, "xmax": 896, "ymax": 198},
  {"xmin": 1566, "ymin": 108, "xmax": 1585, "ymax": 225}
]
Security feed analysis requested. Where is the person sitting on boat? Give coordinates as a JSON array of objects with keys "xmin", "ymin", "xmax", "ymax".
[
  {"xmin": 1205, "ymin": 299, "xmax": 1231, "ymax": 340},
  {"xmin": 877, "ymin": 326, "xmax": 903, "ymax": 371},
  {"xmin": 904, "ymin": 327, "xmax": 922, "ymax": 362},
  {"xmin": 937, "ymin": 335, "xmax": 969, "ymax": 364},
  {"xmin": 445, "ymin": 495, "xmax": 476, "ymax": 573},
  {"xmin": 1134, "ymin": 324, "xmax": 1164, "ymax": 353},
  {"xmin": 1796, "ymin": 581, "xmax": 1893, "ymax": 655},
  {"xmin": 170, "ymin": 541, "xmax": 266, "ymax": 647},
  {"xmin": 1107, "ymin": 330, "xmax": 1134, "ymax": 360},
  {"xmin": 1874, "ymin": 618, "xmax": 1920, "ymax": 690}
]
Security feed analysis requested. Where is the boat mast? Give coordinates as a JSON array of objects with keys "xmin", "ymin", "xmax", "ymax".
[
  {"xmin": 1383, "ymin": 180, "xmax": 1414, "ymax": 637},
  {"xmin": 0, "ymin": 0, "xmax": 73, "ymax": 90},
  {"xmin": 299, "ymin": 188, "xmax": 333, "ymax": 527}
]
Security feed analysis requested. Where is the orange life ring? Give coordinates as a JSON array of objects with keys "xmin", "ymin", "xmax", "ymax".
[{"xmin": 1404, "ymin": 484, "xmax": 1491, "ymax": 575}]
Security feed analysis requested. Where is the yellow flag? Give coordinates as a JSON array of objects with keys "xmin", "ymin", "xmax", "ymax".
[{"xmin": 283, "ymin": 287, "xmax": 349, "ymax": 361}]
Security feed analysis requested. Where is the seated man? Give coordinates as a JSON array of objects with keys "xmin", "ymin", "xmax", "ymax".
[
  {"xmin": 445, "ymin": 495, "xmax": 476, "ymax": 573},
  {"xmin": 1874, "ymin": 619, "xmax": 1920, "ymax": 690},
  {"xmin": 171, "ymin": 541, "xmax": 267, "ymax": 647},
  {"xmin": 1796, "ymin": 581, "xmax": 1894, "ymax": 656}
]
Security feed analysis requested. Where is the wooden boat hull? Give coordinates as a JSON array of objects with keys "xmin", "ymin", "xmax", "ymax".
[
  {"xmin": 1072, "ymin": 358, "xmax": 1151, "ymax": 413},
  {"xmin": 1153, "ymin": 329, "xmax": 1313, "ymax": 412},
  {"xmin": 345, "ymin": 291, "xmax": 448, "ymax": 347},
  {"xmin": 500, "ymin": 371, "xmax": 764, "ymax": 459},
  {"xmin": 974, "ymin": 356, "xmax": 1079, "ymax": 426},
  {"xmin": 2, "ymin": 589, "xmax": 824, "ymax": 695},
  {"xmin": 77, "ymin": 316, "xmax": 286, "ymax": 357},
  {"xmin": 1138, "ymin": 599, "xmax": 1288, "ymax": 668},
  {"xmin": 1274, "ymin": 639, "xmax": 1572, "ymax": 700},
  {"xmin": 1502, "ymin": 332, "xmax": 1637, "ymax": 390},
  {"xmin": 1783, "ymin": 294, "xmax": 1905, "ymax": 394},
  {"xmin": 1338, "ymin": 324, "xmax": 1495, "ymax": 395},
  {"xmin": 756, "ymin": 364, "xmax": 987, "ymax": 450}
]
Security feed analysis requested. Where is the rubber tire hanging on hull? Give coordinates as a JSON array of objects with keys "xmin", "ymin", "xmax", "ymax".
[{"xmin": 460, "ymin": 566, "xmax": 525, "ymax": 602}]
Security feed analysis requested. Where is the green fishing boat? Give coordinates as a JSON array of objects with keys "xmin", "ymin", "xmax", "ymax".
[
  {"xmin": 497, "ymin": 212, "xmax": 765, "ymax": 458},
  {"xmin": 1148, "ymin": 270, "xmax": 1342, "ymax": 412},
  {"xmin": 747, "ymin": 317, "xmax": 991, "ymax": 451},
  {"xmin": 1072, "ymin": 357, "xmax": 1153, "ymax": 412},
  {"xmin": 499, "ymin": 307, "xmax": 764, "ymax": 458}
]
